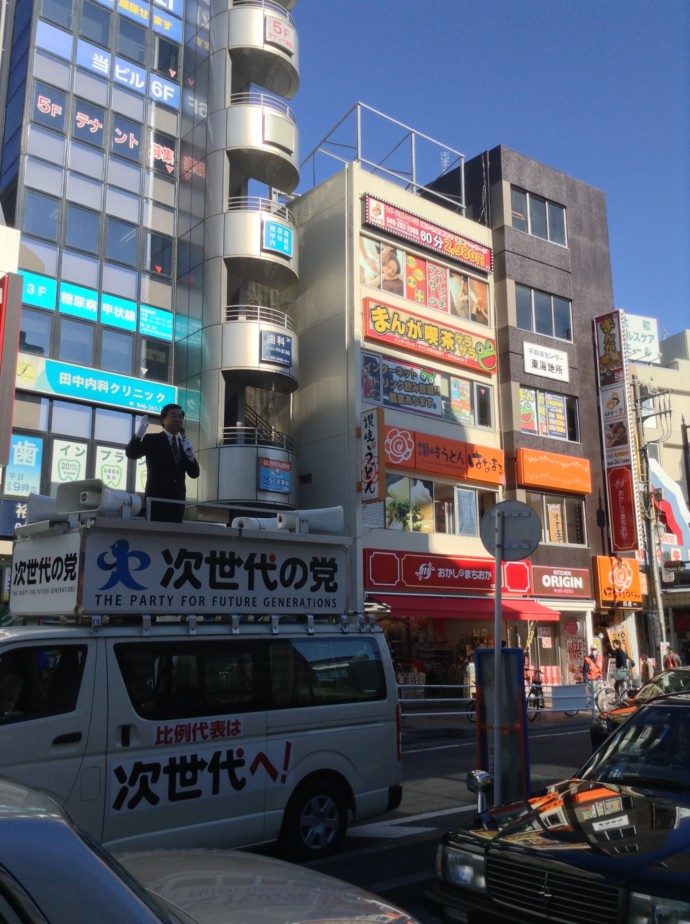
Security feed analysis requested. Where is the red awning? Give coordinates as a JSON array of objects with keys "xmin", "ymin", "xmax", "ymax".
[{"xmin": 369, "ymin": 594, "xmax": 560, "ymax": 622}]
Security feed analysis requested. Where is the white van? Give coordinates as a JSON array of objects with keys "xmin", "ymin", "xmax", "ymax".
[{"xmin": 1, "ymin": 507, "xmax": 402, "ymax": 858}]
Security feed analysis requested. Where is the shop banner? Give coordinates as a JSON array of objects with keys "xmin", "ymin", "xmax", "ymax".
[
  {"xmin": 593, "ymin": 555, "xmax": 642, "ymax": 608},
  {"xmin": 364, "ymin": 548, "xmax": 532, "ymax": 595},
  {"xmin": 360, "ymin": 407, "xmax": 385, "ymax": 503},
  {"xmin": 523, "ymin": 342, "xmax": 569, "ymax": 382},
  {"xmin": 364, "ymin": 298, "xmax": 497, "ymax": 375},
  {"xmin": 363, "ymin": 195, "xmax": 493, "ymax": 273},
  {"xmin": 516, "ymin": 448, "xmax": 591, "ymax": 495},
  {"xmin": 594, "ymin": 310, "xmax": 640, "ymax": 552},
  {"xmin": 383, "ymin": 425, "xmax": 504, "ymax": 486},
  {"xmin": 532, "ymin": 566, "xmax": 592, "ymax": 598}
]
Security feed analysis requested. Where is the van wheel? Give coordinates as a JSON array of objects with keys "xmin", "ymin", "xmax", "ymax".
[{"xmin": 279, "ymin": 779, "xmax": 348, "ymax": 859}]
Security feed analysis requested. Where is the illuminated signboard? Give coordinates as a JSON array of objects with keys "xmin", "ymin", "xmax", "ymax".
[
  {"xmin": 363, "ymin": 297, "xmax": 497, "ymax": 375},
  {"xmin": 363, "ymin": 195, "xmax": 492, "ymax": 274},
  {"xmin": 113, "ymin": 57, "xmax": 147, "ymax": 95},
  {"xmin": 4, "ymin": 434, "xmax": 43, "ymax": 497},
  {"xmin": 117, "ymin": 0, "xmax": 150, "ymax": 26},
  {"xmin": 59, "ymin": 281, "xmax": 99, "ymax": 322},
  {"xmin": 257, "ymin": 457, "xmax": 292, "ymax": 494},
  {"xmin": 139, "ymin": 304, "xmax": 173, "ymax": 341},
  {"xmin": 262, "ymin": 220, "xmax": 293, "ymax": 257},
  {"xmin": 15, "ymin": 353, "xmax": 176, "ymax": 414},
  {"xmin": 149, "ymin": 74, "xmax": 180, "ymax": 110},
  {"xmin": 21, "ymin": 271, "xmax": 57, "ymax": 310},
  {"xmin": 76, "ymin": 39, "xmax": 111, "ymax": 78},
  {"xmin": 260, "ymin": 331, "xmax": 292, "ymax": 366},
  {"xmin": 152, "ymin": 9, "xmax": 183, "ymax": 43},
  {"xmin": 100, "ymin": 293, "xmax": 137, "ymax": 331}
]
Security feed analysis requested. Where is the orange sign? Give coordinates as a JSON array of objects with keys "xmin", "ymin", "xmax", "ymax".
[
  {"xmin": 516, "ymin": 447, "xmax": 592, "ymax": 495},
  {"xmin": 383, "ymin": 425, "xmax": 504, "ymax": 486},
  {"xmin": 593, "ymin": 555, "xmax": 643, "ymax": 608}
]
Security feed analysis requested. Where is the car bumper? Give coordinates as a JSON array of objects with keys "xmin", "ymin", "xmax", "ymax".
[{"xmin": 425, "ymin": 879, "xmax": 521, "ymax": 924}]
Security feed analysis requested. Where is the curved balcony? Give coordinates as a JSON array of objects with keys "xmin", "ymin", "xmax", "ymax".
[
  {"xmin": 224, "ymin": 196, "xmax": 298, "ymax": 288},
  {"xmin": 209, "ymin": 442, "xmax": 297, "ymax": 506},
  {"xmin": 225, "ymin": 92, "xmax": 298, "ymax": 192},
  {"xmin": 222, "ymin": 304, "xmax": 298, "ymax": 393},
  {"xmin": 228, "ymin": 0, "xmax": 299, "ymax": 99}
]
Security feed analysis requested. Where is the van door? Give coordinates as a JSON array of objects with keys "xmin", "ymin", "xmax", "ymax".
[
  {"xmin": 0, "ymin": 637, "xmax": 105, "ymax": 840},
  {"xmin": 101, "ymin": 637, "xmax": 269, "ymax": 852}
]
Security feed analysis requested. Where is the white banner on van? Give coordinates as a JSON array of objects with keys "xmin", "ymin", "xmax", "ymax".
[
  {"xmin": 82, "ymin": 532, "xmax": 347, "ymax": 615},
  {"xmin": 10, "ymin": 532, "xmax": 81, "ymax": 616},
  {"xmin": 109, "ymin": 739, "xmax": 293, "ymax": 813}
]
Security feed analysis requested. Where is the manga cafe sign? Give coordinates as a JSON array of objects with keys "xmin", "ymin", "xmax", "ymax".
[{"xmin": 363, "ymin": 297, "xmax": 497, "ymax": 375}]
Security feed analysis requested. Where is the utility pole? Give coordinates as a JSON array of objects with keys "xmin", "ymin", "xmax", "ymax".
[
  {"xmin": 632, "ymin": 375, "xmax": 671, "ymax": 668},
  {"xmin": 682, "ymin": 416, "xmax": 690, "ymax": 508}
]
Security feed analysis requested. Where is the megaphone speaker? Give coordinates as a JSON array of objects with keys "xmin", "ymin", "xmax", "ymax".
[
  {"xmin": 55, "ymin": 479, "xmax": 142, "ymax": 518},
  {"xmin": 230, "ymin": 516, "xmax": 279, "ymax": 530},
  {"xmin": 26, "ymin": 493, "xmax": 60, "ymax": 524}
]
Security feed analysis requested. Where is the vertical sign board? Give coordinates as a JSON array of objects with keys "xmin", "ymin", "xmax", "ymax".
[
  {"xmin": 594, "ymin": 311, "xmax": 641, "ymax": 552},
  {"xmin": 0, "ymin": 274, "xmax": 22, "ymax": 466},
  {"xmin": 360, "ymin": 407, "xmax": 385, "ymax": 503}
]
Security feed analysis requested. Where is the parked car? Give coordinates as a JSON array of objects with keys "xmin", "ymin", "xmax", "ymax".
[
  {"xmin": 427, "ymin": 695, "xmax": 690, "ymax": 924},
  {"xmin": 0, "ymin": 776, "xmax": 418, "ymax": 924},
  {"xmin": 590, "ymin": 665, "xmax": 690, "ymax": 748}
]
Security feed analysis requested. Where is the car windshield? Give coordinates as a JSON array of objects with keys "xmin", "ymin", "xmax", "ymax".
[
  {"xmin": 635, "ymin": 670, "xmax": 690, "ymax": 703},
  {"xmin": 580, "ymin": 704, "xmax": 690, "ymax": 796}
]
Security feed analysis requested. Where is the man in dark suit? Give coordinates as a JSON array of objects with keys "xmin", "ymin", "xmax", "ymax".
[{"xmin": 125, "ymin": 403, "xmax": 199, "ymax": 522}]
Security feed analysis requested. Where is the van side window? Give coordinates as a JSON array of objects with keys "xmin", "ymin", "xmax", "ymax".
[
  {"xmin": 270, "ymin": 637, "xmax": 386, "ymax": 708},
  {"xmin": 115, "ymin": 642, "xmax": 269, "ymax": 720},
  {"xmin": 0, "ymin": 646, "xmax": 86, "ymax": 723}
]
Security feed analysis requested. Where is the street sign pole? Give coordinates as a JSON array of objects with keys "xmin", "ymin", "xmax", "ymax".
[{"xmin": 493, "ymin": 510, "xmax": 504, "ymax": 804}]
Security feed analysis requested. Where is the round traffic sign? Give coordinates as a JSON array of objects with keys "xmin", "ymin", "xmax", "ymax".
[{"xmin": 480, "ymin": 500, "xmax": 541, "ymax": 561}]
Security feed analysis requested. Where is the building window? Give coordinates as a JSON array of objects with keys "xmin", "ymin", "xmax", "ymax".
[
  {"xmin": 385, "ymin": 475, "xmax": 496, "ymax": 535},
  {"xmin": 58, "ymin": 317, "xmax": 93, "ymax": 366},
  {"xmin": 111, "ymin": 115, "xmax": 142, "ymax": 163},
  {"xmin": 12, "ymin": 394, "xmax": 50, "ymax": 432},
  {"xmin": 516, "ymin": 284, "xmax": 572, "ymax": 341},
  {"xmin": 72, "ymin": 98, "xmax": 106, "ymax": 148},
  {"xmin": 519, "ymin": 387, "xmax": 579, "ymax": 441},
  {"xmin": 141, "ymin": 338, "xmax": 171, "ymax": 381},
  {"xmin": 526, "ymin": 492, "xmax": 586, "ymax": 546},
  {"xmin": 32, "ymin": 81, "xmax": 67, "ymax": 132},
  {"xmin": 105, "ymin": 216, "xmax": 138, "ymax": 266},
  {"xmin": 100, "ymin": 328, "xmax": 133, "ymax": 374},
  {"xmin": 23, "ymin": 189, "xmax": 60, "ymax": 241},
  {"xmin": 156, "ymin": 36, "xmax": 180, "ymax": 78},
  {"xmin": 80, "ymin": 0, "xmax": 111, "ymax": 47},
  {"xmin": 511, "ymin": 187, "xmax": 566, "ymax": 246},
  {"xmin": 148, "ymin": 231, "xmax": 173, "ymax": 277},
  {"xmin": 65, "ymin": 203, "xmax": 100, "ymax": 254},
  {"xmin": 51, "ymin": 399, "xmax": 92, "ymax": 438},
  {"xmin": 40, "ymin": 0, "xmax": 73, "ymax": 29},
  {"xmin": 19, "ymin": 307, "xmax": 52, "ymax": 356},
  {"xmin": 94, "ymin": 407, "xmax": 132, "ymax": 443},
  {"xmin": 118, "ymin": 17, "xmax": 147, "ymax": 65}
]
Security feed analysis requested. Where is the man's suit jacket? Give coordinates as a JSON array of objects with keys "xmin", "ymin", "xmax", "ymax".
[{"xmin": 125, "ymin": 430, "xmax": 200, "ymax": 509}]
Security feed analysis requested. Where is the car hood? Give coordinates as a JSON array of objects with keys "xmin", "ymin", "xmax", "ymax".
[
  {"xmin": 457, "ymin": 779, "xmax": 690, "ymax": 897},
  {"xmin": 116, "ymin": 849, "xmax": 418, "ymax": 924}
]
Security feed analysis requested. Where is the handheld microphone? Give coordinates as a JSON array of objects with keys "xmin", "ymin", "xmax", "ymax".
[{"xmin": 179, "ymin": 427, "xmax": 185, "ymax": 437}]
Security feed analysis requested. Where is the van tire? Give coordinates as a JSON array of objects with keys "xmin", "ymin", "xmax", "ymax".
[{"xmin": 279, "ymin": 779, "xmax": 348, "ymax": 859}]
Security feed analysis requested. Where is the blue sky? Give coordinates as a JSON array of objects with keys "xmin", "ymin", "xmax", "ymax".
[{"xmin": 290, "ymin": 0, "xmax": 689, "ymax": 339}]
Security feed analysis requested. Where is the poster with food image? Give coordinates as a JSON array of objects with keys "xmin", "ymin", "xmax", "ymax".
[
  {"xmin": 426, "ymin": 262, "xmax": 449, "ymax": 312},
  {"xmin": 405, "ymin": 253, "xmax": 427, "ymax": 304},
  {"xmin": 385, "ymin": 475, "xmax": 434, "ymax": 532},
  {"xmin": 450, "ymin": 377, "xmax": 473, "ymax": 424},
  {"xmin": 519, "ymin": 388, "xmax": 538, "ymax": 433}
]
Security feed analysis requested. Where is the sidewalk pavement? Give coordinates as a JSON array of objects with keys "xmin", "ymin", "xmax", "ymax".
[{"xmin": 402, "ymin": 707, "xmax": 592, "ymax": 745}]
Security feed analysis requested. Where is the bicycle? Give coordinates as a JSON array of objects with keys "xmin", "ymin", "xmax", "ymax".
[{"xmin": 588, "ymin": 678, "xmax": 618, "ymax": 713}]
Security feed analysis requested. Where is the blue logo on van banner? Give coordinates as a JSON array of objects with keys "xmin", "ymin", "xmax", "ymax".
[{"xmin": 97, "ymin": 540, "xmax": 151, "ymax": 590}]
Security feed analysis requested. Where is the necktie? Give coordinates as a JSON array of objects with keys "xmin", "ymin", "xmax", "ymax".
[{"xmin": 172, "ymin": 436, "xmax": 180, "ymax": 462}]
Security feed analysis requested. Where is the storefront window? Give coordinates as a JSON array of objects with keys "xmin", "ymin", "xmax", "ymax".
[{"xmin": 385, "ymin": 475, "xmax": 434, "ymax": 532}]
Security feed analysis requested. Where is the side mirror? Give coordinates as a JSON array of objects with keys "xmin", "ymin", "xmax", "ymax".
[{"xmin": 466, "ymin": 769, "xmax": 493, "ymax": 794}]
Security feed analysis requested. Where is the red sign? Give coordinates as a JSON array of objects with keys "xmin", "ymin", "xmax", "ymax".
[
  {"xmin": 384, "ymin": 425, "xmax": 504, "ymax": 486},
  {"xmin": 363, "ymin": 196, "xmax": 493, "ymax": 273},
  {"xmin": 532, "ymin": 566, "xmax": 592, "ymax": 598},
  {"xmin": 606, "ymin": 466, "xmax": 638, "ymax": 552},
  {"xmin": 364, "ymin": 549, "xmax": 532, "ymax": 595},
  {"xmin": 364, "ymin": 298, "xmax": 497, "ymax": 375}
]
